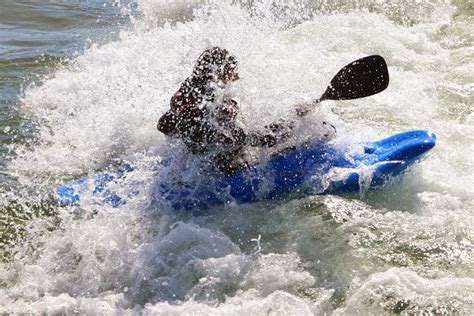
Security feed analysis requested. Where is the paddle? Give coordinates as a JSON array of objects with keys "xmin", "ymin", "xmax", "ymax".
[{"xmin": 297, "ymin": 55, "xmax": 389, "ymax": 116}]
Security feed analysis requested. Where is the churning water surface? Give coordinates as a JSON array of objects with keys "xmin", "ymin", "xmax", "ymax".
[{"xmin": 0, "ymin": 0, "xmax": 473, "ymax": 314}]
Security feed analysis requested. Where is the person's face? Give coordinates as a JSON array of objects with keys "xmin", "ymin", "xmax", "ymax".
[
  {"xmin": 217, "ymin": 67, "xmax": 239, "ymax": 88},
  {"xmin": 217, "ymin": 61, "xmax": 239, "ymax": 84},
  {"xmin": 224, "ymin": 67, "xmax": 240, "ymax": 83}
]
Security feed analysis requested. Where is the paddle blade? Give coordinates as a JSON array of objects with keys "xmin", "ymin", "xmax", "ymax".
[{"xmin": 321, "ymin": 55, "xmax": 389, "ymax": 101}]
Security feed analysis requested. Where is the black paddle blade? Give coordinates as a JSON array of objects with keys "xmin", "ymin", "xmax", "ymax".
[{"xmin": 321, "ymin": 55, "xmax": 389, "ymax": 101}]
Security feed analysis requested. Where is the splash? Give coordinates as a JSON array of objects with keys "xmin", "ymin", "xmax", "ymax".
[{"xmin": 1, "ymin": 0, "xmax": 473, "ymax": 314}]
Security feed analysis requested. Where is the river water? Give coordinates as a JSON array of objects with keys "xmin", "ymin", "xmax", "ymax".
[{"xmin": 0, "ymin": 0, "xmax": 473, "ymax": 314}]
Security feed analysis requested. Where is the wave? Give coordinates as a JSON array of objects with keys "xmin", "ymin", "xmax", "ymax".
[{"xmin": 1, "ymin": 0, "xmax": 473, "ymax": 314}]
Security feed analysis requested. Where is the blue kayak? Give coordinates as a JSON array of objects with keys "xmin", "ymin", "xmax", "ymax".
[{"xmin": 56, "ymin": 130, "xmax": 436, "ymax": 210}]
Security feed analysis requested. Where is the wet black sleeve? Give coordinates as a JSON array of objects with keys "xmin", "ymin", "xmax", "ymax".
[
  {"xmin": 246, "ymin": 120, "xmax": 294, "ymax": 148},
  {"xmin": 246, "ymin": 132, "xmax": 277, "ymax": 147},
  {"xmin": 225, "ymin": 124, "xmax": 276, "ymax": 148}
]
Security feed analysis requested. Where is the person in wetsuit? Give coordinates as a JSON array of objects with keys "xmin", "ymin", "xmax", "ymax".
[{"xmin": 157, "ymin": 47, "xmax": 333, "ymax": 174}]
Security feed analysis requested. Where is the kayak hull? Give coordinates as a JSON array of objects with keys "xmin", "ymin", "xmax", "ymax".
[{"xmin": 56, "ymin": 130, "xmax": 436, "ymax": 210}]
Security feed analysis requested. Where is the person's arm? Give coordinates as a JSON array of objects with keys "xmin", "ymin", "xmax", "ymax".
[
  {"xmin": 244, "ymin": 102, "xmax": 336, "ymax": 147},
  {"xmin": 244, "ymin": 120, "xmax": 294, "ymax": 148},
  {"xmin": 157, "ymin": 90, "xmax": 202, "ymax": 137}
]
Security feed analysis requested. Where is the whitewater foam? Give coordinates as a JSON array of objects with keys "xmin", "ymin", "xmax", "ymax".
[{"xmin": 2, "ymin": 0, "xmax": 472, "ymax": 314}]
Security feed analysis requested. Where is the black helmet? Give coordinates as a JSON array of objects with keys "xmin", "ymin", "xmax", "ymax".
[
  {"xmin": 192, "ymin": 47, "xmax": 238, "ymax": 82},
  {"xmin": 179, "ymin": 47, "xmax": 238, "ymax": 103}
]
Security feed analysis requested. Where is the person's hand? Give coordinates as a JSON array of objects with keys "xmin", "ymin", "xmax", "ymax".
[
  {"xmin": 295, "ymin": 101, "xmax": 313, "ymax": 117},
  {"xmin": 170, "ymin": 92, "xmax": 199, "ymax": 118}
]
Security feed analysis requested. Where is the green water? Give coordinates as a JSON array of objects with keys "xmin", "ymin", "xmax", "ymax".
[
  {"xmin": 0, "ymin": 0, "xmax": 129, "ymax": 262},
  {"xmin": 0, "ymin": 0, "xmax": 128, "ymax": 173}
]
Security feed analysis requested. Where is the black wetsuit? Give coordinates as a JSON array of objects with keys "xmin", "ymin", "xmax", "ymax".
[
  {"xmin": 158, "ymin": 96, "xmax": 290, "ymax": 174},
  {"xmin": 157, "ymin": 47, "xmax": 333, "ymax": 174}
]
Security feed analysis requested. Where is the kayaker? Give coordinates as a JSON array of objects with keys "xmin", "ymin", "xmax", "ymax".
[{"xmin": 157, "ymin": 47, "xmax": 335, "ymax": 174}]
